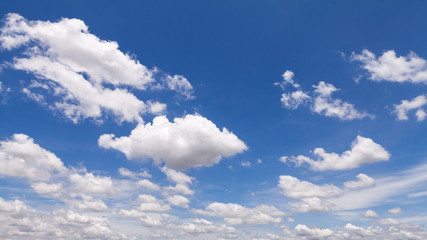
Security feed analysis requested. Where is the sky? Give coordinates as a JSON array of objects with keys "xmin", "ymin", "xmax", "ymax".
[{"xmin": 0, "ymin": 1, "xmax": 427, "ymax": 239}]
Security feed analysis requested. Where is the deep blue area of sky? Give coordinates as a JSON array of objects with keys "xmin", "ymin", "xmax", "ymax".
[{"xmin": 1, "ymin": 0, "xmax": 427, "ymax": 206}]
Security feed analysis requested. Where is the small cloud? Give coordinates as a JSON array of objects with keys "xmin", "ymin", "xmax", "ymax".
[
  {"xmin": 241, "ymin": 161, "xmax": 251, "ymax": 167},
  {"xmin": 388, "ymin": 207, "xmax": 402, "ymax": 214}
]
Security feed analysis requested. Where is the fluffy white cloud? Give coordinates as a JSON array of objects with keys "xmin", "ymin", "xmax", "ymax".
[
  {"xmin": 137, "ymin": 179, "xmax": 160, "ymax": 191},
  {"xmin": 393, "ymin": 95, "xmax": 427, "ymax": 121},
  {"xmin": 364, "ymin": 210, "xmax": 378, "ymax": 218},
  {"xmin": 284, "ymin": 136, "xmax": 390, "ymax": 171},
  {"xmin": 172, "ymin": 218, "xmax": 237, "ymax": 238},
  {"xmin": 166, "ymin": 195, "xmax": 190, "ymax": 208},
  {"xmin": 0, "ymin": 197, "xmax": 124, "ymax": 239},
  {"xmin": 67, "ymin": 195, "xmax": 108, "ymax": 211},
  {"xmin": 377, "ymin": 218, "xmax": 399, "ymax": 226},
  {"xmin": 31, "ymin": 182, "xmax": 63, "ymax": 196},
  {"xmin": 99, "ymin": 114, "xmax": 248, "ymax": 169},
  {"xmin": 69, "ymin": 173, "xmax": 115, "ymax": 195},
  {"xmin": 137, "ymin": 194, "xmax": 171, "ymax": 212},
  {"xmin": 388, "ymin": 207, "xmax": 402, "ymax": 214},
  {"xmin": 281, "ymin": 90, "xmax": 311, "ymax": 109},
  {"xmin": 0, "ymin": 14, "xmax": 194, "ymax": 123},
  {"xmin": 118, "ymin": 167, "xmax": 151, "ymax": 179},
  {"xmin": 162, "ymin": 75, "xmax": 194, "ymax": 99},
  {"xmin": 289, "ymin": 197, "xmax": 337, "ymax": 212},
  {"xmin": 278, "ymin": 175, "xmax": 341, "ymax": 199},
  {"xmin": 311, "ymin": 81, "xmax": 372, "ymax": 120},
  {"xmin": 344, "ymin": 173, "xmax": 375, "ymax": 189},
  {"xmin": 117, "ymin": 209, "xmax": 169, "ymax": 227},
  {"xmin": 294, "ymin": 224, "xmax": 334, "ymax": 239},
  {"xmin": 276, "ymin": 71, "xmax": 371, "ymax": 120},
  {"xmin": 351, "ymin": 49, "xmax": 427, "ymax": 83},
  {"xmin": 194, "ymin": 202, "xmax": 286, "ymax": 226},
  {"xmin": 0, "ymin": 134, "xmax": 67, "ymax": 181}
]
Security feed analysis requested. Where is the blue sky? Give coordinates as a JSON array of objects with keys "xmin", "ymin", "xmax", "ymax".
[{"xmin": 1, "ymin": 1, "xmax": 427, "ymax": 239}]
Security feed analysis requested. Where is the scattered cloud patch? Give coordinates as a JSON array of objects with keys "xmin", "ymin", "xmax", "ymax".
[
  {"xmin": 194, "ymin": 202, "xmax": 286, "ymax": 226},
  {"xmin": 344, "ymin": 173, "xmax": 375, "ymax": 189},
  {"xmin": 364, "ymin": 210, "xmax": 379, "ymax": 218},
  {"xmin": 393, "ymin": 95, "xmax": 427, "ymax": 121},
  {"xmin": 282, "ymin": 136, "xmax": 390, "ymax": 171},
  {"xmin": 99, "ymin": 114, "xmax": 248, "ymax": 169},
  {"xmin": 351, "ymin": 49, "xmax": 427, "ymax": 83},
  {"xmin": 388, "ymin": 207, "xmax": 402, "ymax": 214},
  {"xmin": 276, "ymin": 70, "xmax": 372, "ymax": 120}
]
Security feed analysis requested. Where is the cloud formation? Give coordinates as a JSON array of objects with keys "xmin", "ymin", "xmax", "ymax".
[
  {"xmin": 393, "ymin": 95, "xmax": 427, "ymax": 121},
  {"xmin": 344, "ymin": 173, "xmax": 375, "ymax": 189},
  {"xmin": 351, "ymin": 49, "xmax": 427, "ymax": 83},
  {"xmin": 276, "ymin": 70, "xmax": 372, "ymax": 120},
  {"xmin": 282, "ymin": 135, "xmax": 390, "ymax": 171},
  {"xmin": 0, "ymin": 14, "xmax": 192, "ymax": 123},
  {"xmin": 99, "ymin": 114, "xmax": 248, "ymax": 169}
]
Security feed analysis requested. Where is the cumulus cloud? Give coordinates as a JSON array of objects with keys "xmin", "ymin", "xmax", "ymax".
[
  {"xmin": 166, "ymin": 195, "xmax": 190, "ymax": 208},
  {"xmin": 364, "ymin": 210, "xmax": 378, "ymax": 218},
  {"xmin": 0, "ymin": 197, "xmax": 125, "ymax": 239},
  {"xmin": 117, "ymin": 209, "xmax": 170, "ymax": 227},
  {"xmin": 137, "ymin": 179, "xmax": 160, "ymax": 191},
  {"xmin": 118, "ymin": 167, "xmax": 151, "ymax": 179},
  {"xmin": 377, "ymin": 218, "xmax": 399, "ymax": 226},
  {"xmin": 275, "ymin": 70, "xmax": 371, "ymax": 120},
  {"xmin": 388, "ymin": 207, "xmax": 402, "ymax": 214},
  {"xmin": 278, "ymin": 175, "xmax": 341, "ymax": 199},
  {"xmin": 137, "ymin": 194, "xmax": 171, "ymax": 212},
  {"xmin": 393, "ymin": 95, "xmax": 427, "ymax": 121},
  {"xmin": 0, "ymin": 14, "xmax": 192, "ymax": 123},
  {"xmin": 194, "ymin": 202, "xmax": 286, "ymax": 226},
  {"xmin": 351, "ymin": 49, "xmax": 427, "ymax": 83},
  {"xmin": 294, "ymin": 224, "xmax": 334, "ymax": 239},
  {"xmin": 99, "ymin": 114, "xmax": 248, "ymax": 169},
  {"xmin": 344, "ymin": 173, "xmax": 375, "ymax": 189},
  {"xmin": 311, "ymin": 81, "xmax": 372, "ymax": 120},
  {"xmin": 289, "ymin": 197, "xmax": 337, "ymax": 212},
  {"xmin": 69, "ymin": 172, "xmax": 115, "ymax": 195},
  {"xmin": 0, "ymin": 133, "xmax": 67, "ymax": 181},
  {"xmin": 283, "ymin": 135, "xmax": 390, "ymax": 171}
]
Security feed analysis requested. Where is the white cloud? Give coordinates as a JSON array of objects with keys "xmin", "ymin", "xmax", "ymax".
[
  {"xmin": 0, "ymin": 14, "xmax": 195, "ymax": 123},
  {"xmin": 294, "ymin": 224, "xmax": 334, "ymax": 239},
  {"xmin": 0, "ymin": 197, "xmax": 125, "ymax": 239},
  {"xmin": 0, "ymin": 133, "xmax": 67, "ymax": 181},
  {"xmin": 69, "ymin": 172, "xmax": 115, "ymax": 195},
  {"xmin": 31, "ymin": 182, "xmax": 63, "ymax": 196},
  {"xmin": 99, "ymin": 114, "xmax": 248, "ymax": 169},
  {"xmin": 169, "ymin": 218, "xmax": 237, "ymax": 239},
  {"xmin": 388, "ymin": 207, "xmax": 402, "ymax": 214},
  {"xmin": 284, "ymin": 135, "xmax": 390, "ymax": 171},
  {"xmin": 278, "ymin": 175, "xmax": 341, "ymax": 199},
  {"xmin": 118, "ymin": 167, "xmax": 151, "ymax": 179},
  {"xmin": 137, "ymin": 179, "xmax": 160, "ymax": 191},
  {"xmin": 364, "ymin": 210, "xmax": 378, "ymax": 218},
  {"xmin": 137, "ymin": 194, "xmax": 171, "ymax": 212},
  {"xmin": 329, "ymin": 163, "xmax": 427, "ymax": 211},
  {"xmin": 351, "ymin": 49, "xmax": 427, "ymax": 83},
  {"xmin": 117, "ymin": 209, "xmax": 169, "ymax": 227},
  {"xmin": 377, "ymin": 218, "xmax": 399, "ymax": 226},
  {"xmin": 311, "ymin": 81, "xmax": 372, "ymax": 120},
  {"xmin": 276, "ymin": 71, "xmax": 371, "ymax": 120},
  {"xmin": 194, "ymin": 202, "xmax": 286, "ymax": 226},
  {"xmin": 344, "ymin": 173, "xmax": 375, "ymax": 189},
  {"xmin": 281, "ymin": 90, "xmax": 311, "ymax": 109},
  {"xmin": 393, "ymin": 95, "xmax": 427, "ymax": 121},
  {"xmin": 166, "ymin": 195, "xmax": 190, "ymax": 208},
  {"xmin": 257, "ymin": 159, "xmax": 263, "ymax": 164},
  {"xmin": 289, "ymin": 197, "xmax": 337, "ymax": 212},
  {"xmin": 67, "ymin": 195, "xmax": 108, "ymax": 211},
  {"xmin": 241, "ymin": 161, "xmax": 251, "ymax": 167},
  {"xmin": 162, "ymin": 74, "xmax": 194, "ymax": 99}
]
